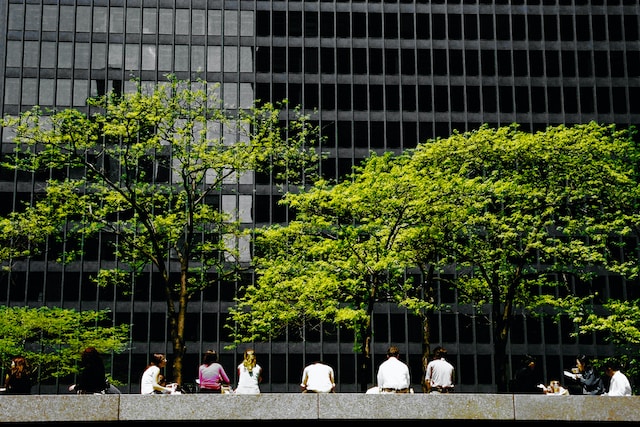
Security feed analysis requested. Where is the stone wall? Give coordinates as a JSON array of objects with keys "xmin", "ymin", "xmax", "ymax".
[{"xmin": 1, "ymin": 393, "xmax": 638, "ymax": 424}]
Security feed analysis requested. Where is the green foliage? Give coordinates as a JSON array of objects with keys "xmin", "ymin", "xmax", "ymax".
[
  {"xmin": 0, "ymin": 306, "xmax": 129, "ymax": 383},
  {"xmin": 231, "ymin": 121, "xmax": 640, "ymax": 391},
  {"xmin": 1, "ymin": 75, "xmax": 323, "ymax": 383}
]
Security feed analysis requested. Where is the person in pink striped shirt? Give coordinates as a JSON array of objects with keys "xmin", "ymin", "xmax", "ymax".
[{"xmin": 198, "ymin": 350, "xmax": 231, "ymax": 393}]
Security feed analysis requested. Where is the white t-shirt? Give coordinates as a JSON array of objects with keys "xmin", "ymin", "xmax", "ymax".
[
  {"xmin": 140, "ymin": 365, "xmax": 161, "ymax": 394},
  {"xmin": 301, "ymin": 363, "xmax": 335, "ymax": 393},
  {"xmin": 607, "ymin": 371, "xmax": 632, "ymax": 396},
  {"xmin": 426, "ymin": 358, "xmax": 455, "ymax": 388}
]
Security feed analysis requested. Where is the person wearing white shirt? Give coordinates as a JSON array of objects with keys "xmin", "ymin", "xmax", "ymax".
[
  {"xmin": 425, "ymin": 346, "xmax": 455, "ymax": 393},
  {"xmin": 376, "ymin": 346, "xmax": 411, "ymax": 393},
  {"xmin": 140, "ymin": 353, "xmax": 176, "ymax": 394},
  {"xmin": 300, "ymin": 361, "xmax": 336, "ymax": 393},
  {"xmin": 604, "ymin": 361, "xmax": 632, "ymax": 396}
]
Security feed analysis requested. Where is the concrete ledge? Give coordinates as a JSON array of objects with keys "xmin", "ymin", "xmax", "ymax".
[
  {"xmin": 1, "ymin": 394, "xmax": 640, "ymax": 423},
  {"xmin": 514, "ymin": 394, "xmax": 640, "ymax": 422},
  {"xmin": 318, "ymin": 393, "xmax": 514, "ymax": 420},
  {"xmin": 119, "ymin": 393, "xmax": 318, "ymax": 421},
  {"xmin": 0, "ymin": 395, "xmax": 120, "ymax": 423}
]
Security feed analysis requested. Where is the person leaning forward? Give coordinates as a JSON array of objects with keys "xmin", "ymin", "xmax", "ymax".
[
  {"xmin": 376, "ymin": 346, "xmax": 411, "ymax": 393},
  {"xmin": 425, "ymin": 346, "xmax": 455, "ymax": 394}
]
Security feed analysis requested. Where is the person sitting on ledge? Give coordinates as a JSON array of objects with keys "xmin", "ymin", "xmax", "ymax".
[{"xmin": 376, "ymin": 345, "xmax": 411, "ymax": 393}]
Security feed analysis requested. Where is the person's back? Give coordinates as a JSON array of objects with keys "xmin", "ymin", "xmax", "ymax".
[
  {"xmin": 604, "ymin": 361, "xmax": 632, "ymax": 396},
  {"xmin": 70, "ymin": 347, "xmax": 120, "ymax": 394},
  {"xmin": 425, "ymin": 347, "xmax": 455, "ymax": 393},
  {"xmin": 235, "ymin": 349, "xmax": 262, "ymax": 394},
  {"xmin": 376, "ymin": 346, "xmax": 410, "ymax": 393},
  {"xmin": 199, "ymin": 350, "xmax": 230, "ymax": 393},
  {"xmin": 77, "ymin": 348, "xmax": 107, "ymax": 393},
  {"xmin": 301, "ymin": 362, "xmax": 335, "ymax": 393},
  {"xmin": 4, "ymin": 356, "xmax": 31, "ymax": 395},
  {"xmin": 511, "ymin": 355, "xmax": 541, "ymax": 394}
]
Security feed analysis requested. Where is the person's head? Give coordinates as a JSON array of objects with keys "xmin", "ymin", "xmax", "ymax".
[
  {"xmin": 433, "ymin": 346, "xmax": 447, "ymax": 359},
  {"xmin": 150, "ymin": 353, "xmax": 167, "ymax": 368},
  {"xmin": 10, "ymin": 356, "xmax": 28, "ymax": 375},
  {"xmin": 576, "ymin": 354, "xmax": 591, "ymax": 373},
  {"xmin": 243, "ymin": 349, "xmax": 257, "ymax": 372},
  {"xmin": 521, "ymin": 355, "xmax": 536, "ymax": 370},
  {"xmin": 603, "ymin": 359, "xmax": 622, "ymax": 377},
  {"xmin": 386, "ymin": 346, "xmax": 400, "ymax": 359},
  {"xmin": 203, "ymin": 350, "xmax": 218, "ymax": 365},
  {"xmin": 81, "ymin": 347, "xmax": 102, "ymax": 366}
]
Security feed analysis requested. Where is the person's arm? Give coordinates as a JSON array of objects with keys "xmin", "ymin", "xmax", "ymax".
[
  {"xmin": 300, "ymin": 368, "xmax": 308, "ymax": 391},
  {"xmin": 220, "ymin": 367, "xmax": 231, "ymax": 385},
  {"xmin": 329, "ymin": 369, "xmax": 336, "ymax": 391},
  {"xmin": 152, "ymin": 370, "xmax": 173, "ymax": 393},
  {"xmin": 425, "ymin": 364, "xmax": 432, "ymax": 392}
]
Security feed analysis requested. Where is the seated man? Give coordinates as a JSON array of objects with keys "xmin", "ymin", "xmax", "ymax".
[{"xmin": 376, "ymin": 346, "xmax": 411, "ymax": 393}]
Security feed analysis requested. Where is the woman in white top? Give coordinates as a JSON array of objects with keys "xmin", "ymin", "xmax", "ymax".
[
  {"xmin": 235, "ymin": 349, "xmax": 262, "ymax": 394},
  {"xmin": 140, "ymin": 353, "xmax": 175, "ymax": 394}
]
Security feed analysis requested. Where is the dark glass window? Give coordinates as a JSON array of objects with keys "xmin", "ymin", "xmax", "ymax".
[
  {"xmin": 400, "ymin": 13, "xmax": 414, "ymax": 39},
  {"xmin": 496, "ymin": 14, "xmax": 510, "ymax": 40},
  {"xmin": 432, "ymin": 14, "xmax": 446, "ymax": 39},
  {"xmin": 369, "ymin": 13, "xmax": 382, "ymax": 38},
  {"xmin": 527, "ymin": 14, "xmax": 542, "ymax": 40},
  {"xmin": 305, "ymin": 11, "xmax": 318, "ymax": 37},
  {"xmin": 464, "ymin": 14, "xmax": 478, "ymax": 39},
  {"xmin": 481, "ymin": 49, "xmax": 495, "ymax": 75},
  {"xmin": 465, "ymin": 49, "xmax": 479, "ymax": 75},
  {"xmin": 336, "ymin": 12, "xmax": 350, "ymax": 38},
  {"xmin": 289, "ymin": 11, "xmax": 302, "ymax": 36},
  {"xmin": 353, "ymin": 48, "xmax": 367, "ymax": 74},
  {"xmin": 320, "ymin": 12, "xmax": 334, "ymax": 38},
  {"xmin": 559, "ymin": 15, "xmax": 574, "ymax": 41},
  {"xmin": 353, "ymin": 12, "xmax": 366, "ymax": 38},
  {"xmin": 448, "ymin": 13, "xmax": 462, "ymax": 39},
  {"xmin": 479, "ymin": 14, "xmax": 494, "ymax": 40},
  {"xmin": 449, "ymin": 49, "xmax": 463, "ymax": 75},
  {"xmin": 416, "ymin": 14, "xmax": 430, "ymax": 39},
  {"xmin": 543, "ymin": 14, "xmax": 558, "ymax": 41}
]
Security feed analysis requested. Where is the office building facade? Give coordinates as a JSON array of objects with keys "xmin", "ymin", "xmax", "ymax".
[{"xmin": 1, "ymin": 0, "xmax": 639, "ymax": 393}]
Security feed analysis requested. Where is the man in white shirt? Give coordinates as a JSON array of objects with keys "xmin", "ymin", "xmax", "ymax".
[
  {"xmin": 604, "ymin": 361, "xmax": 632, "ymax": 396},
  {"xmin": 425, "ymin": 346, "xmax": 455, "ymax": 393},
  {"xmin": 300, "ymin": 361, "xmax": 336, "ymax": 393},
  {"xmin": 376, "ymin": 346, "xmax": 411, "ymax": 393}
]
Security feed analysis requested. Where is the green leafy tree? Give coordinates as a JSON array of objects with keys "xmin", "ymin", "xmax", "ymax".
[
  {"xmin": 406, "ymin": 122, "xmax": 640, "ymax": 391},
  {"xmin": 231, "ymin": 121, "xmax": 640, "ymax": 393},
  {"xmin": 0, "ymin": 76, "xmax": 321, "ymax": 385},
  {"xmin": 229, "ymin": 152, "xmax": 442, "ymax": 391},
  {"xmin": 0, "ymin": 305, "xmax": 128, "ymax": 385}
]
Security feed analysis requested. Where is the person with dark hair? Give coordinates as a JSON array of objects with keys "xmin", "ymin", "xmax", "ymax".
[
  {"xmin": 603, "ymin": 359, "xmax": 632, "ymax": 396},
  {"xmin": 140, "ymin": 353, "xmax": 177, "ymax": 394},
  {"xmin": 3, "ymin": 356, "xmax": 32, "ymax": 394},
  {"xmin": 510, "ymin": 355, "xmax": 543, "ymax": 394},
  {"xmin": 376, "ymin": 345, "xmax": 411, "ymax": 393},
  {"xmin": 198, "ymin": 350, "xmax": 231, "ymax": 393},
  {"xmin": 564, "ymin": 355, "xmax": 604, "ymax": 395},
  {"xmin": 69, "ymin": 347, "xmax": 120, "ymax": 394},
  {"xmin": 425, "ymin": 346, "xmax": 455, "ymax": 393}
]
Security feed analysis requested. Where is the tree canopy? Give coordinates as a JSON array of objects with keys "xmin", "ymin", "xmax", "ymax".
[
  {"xmin": 0, "ymin": 76, "xmax": 322, "ymax": 384},
  {"xmin": 230, "ymin": 122, "xmax": 640, "ymax": 391},
  {"xmin": 0, "ymin": 305, "xmax": 129, "ymax": 384}
]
